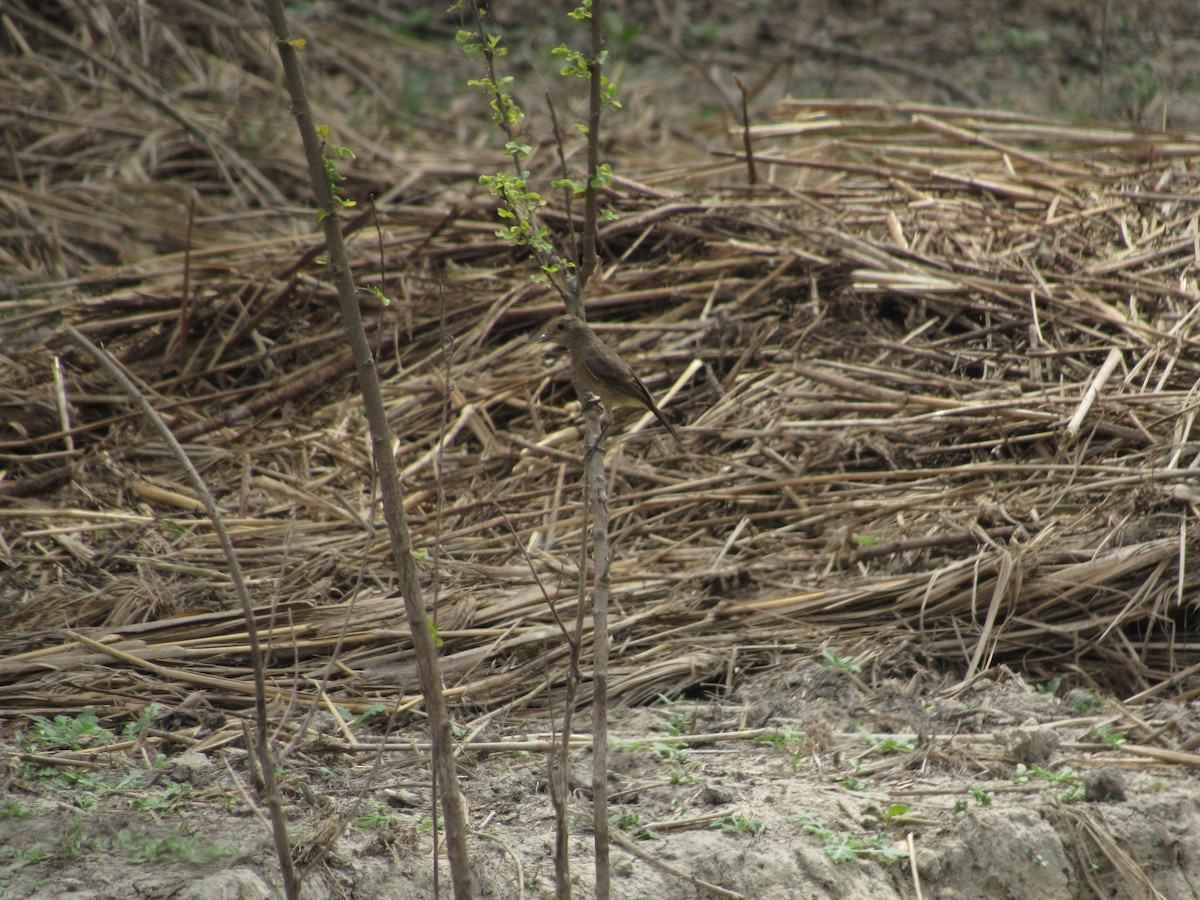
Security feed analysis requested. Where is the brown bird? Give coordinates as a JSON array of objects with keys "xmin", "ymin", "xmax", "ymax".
[{"xmin": 538, "ymin": 315, "xmax": 682, "ymax": 444}]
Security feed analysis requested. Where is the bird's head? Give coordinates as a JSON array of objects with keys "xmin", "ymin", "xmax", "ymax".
[{"xmin": 538, "ymin": 315, "xmax": 591, "ymax": 349}]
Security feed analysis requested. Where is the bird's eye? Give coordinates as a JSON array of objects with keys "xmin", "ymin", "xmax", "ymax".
[{"xmin": 556, "ymin": 322, "xmax": 565, "ymax": 330}]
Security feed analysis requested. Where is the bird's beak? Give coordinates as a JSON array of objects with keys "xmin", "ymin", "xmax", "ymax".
[{"xmin": 536, "ymin": 330, "xmax": 552, "ymax": 343}]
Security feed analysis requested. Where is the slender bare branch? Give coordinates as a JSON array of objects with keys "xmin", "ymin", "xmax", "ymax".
[
  {"xmin": 260, "ymin": 3, "xmax": 474, "ymax": 896},
  {"xmin": 63, "ymin": 325, "xmax": 300, "ymax": 899}
]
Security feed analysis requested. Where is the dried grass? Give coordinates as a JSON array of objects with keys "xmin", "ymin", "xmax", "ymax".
[{"xmin": 3, "ymin": 1, "xmax": 1200, "ymax": 741}]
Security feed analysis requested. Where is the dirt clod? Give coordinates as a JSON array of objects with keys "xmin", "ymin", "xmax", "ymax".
[
  {"xmin": 1083, "ymin": 766, "xmax": 1129, "ymax": 804},
  {"xmin": 999, "ymin": 724, "xmax": 1062, "ymax": 765}
]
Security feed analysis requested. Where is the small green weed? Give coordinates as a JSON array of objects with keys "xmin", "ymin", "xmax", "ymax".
[
  {"xmin": 1084, "ymin": 726, "xmax": 1126, "ymax": 750},
  {"xmin": 156, "ymin": 518, "xmax": 186, "ymax": 538},
  {"xmin": 1011, "ymin": 764, "xmax": 1085, "ymax": 802},
  {"xmin": 416, "ymin": 815, "xmax": 445, "ymax": 836},
  {"xmin": 20, "ymin": 709, "xmax": 113, "ymax": 750},
  {"xmin": 790, "ymin": 812, "xmax": 907, "ymax": 864},
  {"xmin": 1012, "ymin": 763, "xmax": 1077, "ymax": 785},
  {"xmin": 651, "ymin": 740, "xmax": 688, "ymax": 760},
  {"xmin": 748, "ymin": 727, "xmax": 811, "ymax": 775},
  {"xmin": 709, "ymin": 813, "xmax": 763, "ymax": 836},
  {"xmin": 0, "ymin": 842, "xmax": 49, "ymax": 882},
  {"xmin": 614, "ymin": 813, "xmax": 659, "ymax": 840},
  {"xmin": 122, "ymin": 703, "xmax": 165, "ymax": 740},
  {"xmin": 976, "ymin": 26, "xmax": 1051, "ymax": 54},
  {"xmin": 969, "ymin": 786, "xmax": 994, "ymax": 806},
  {"xmin": 1035, "ymin": 677, "xmax": 1061, "ymax": 695},
  {"xmin": 859, "ymin": 729, "xmax": 915, "ymax": 755},
  {"xmin": 620, "ymin": 735, "xmax": 689, "ymax": 762},
  {"xmin": 117, "ymin": 827, "xmax": 240, "ymax": 865},
  {"xmin": 0, "ymin": 800, "xmax": 32, "ymax": 819},
  {"xmin": 35, "ymin": 756, "xmax": 189, "ymax": 815},
  {"xmin": 665, "ymin": 711, "xmax": 692, "ymax": 737},
  {"xmin": 862, "ymin": 802, "xmax": 917, "ymax": 829},
  {"xmin": 752, "ymin": 727, "xmax": 806, "ymax": 753},
  {"xmin": 355, "ymin": 814, "xmax": 395, "ymax": 830},
  {"xmin": 337, "ymin": 703, "xmax": 388, "ymax": 730},
  {"xmin": 130, "ymin": 781, "xmax": 192, "ymax": 814},
  {"xmin": 54, "ymin": 815, "xmax": 94, "ymax": 860},
  {"xmin": 821, "ymin": 649, "xmax": 862, "ymax": 675}
]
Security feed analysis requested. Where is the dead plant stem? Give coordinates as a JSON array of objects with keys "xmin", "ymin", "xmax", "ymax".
[
  {"xmin": 584, "ymin": 4, "xmax": 612, "ymax": 894},
  {"xmin": 262, "ymin": 3, "xmax": 473, "ymax": 896},
  {"xmin": 62, "ymin": 326, "xmax": 299, "ymax": 899}
]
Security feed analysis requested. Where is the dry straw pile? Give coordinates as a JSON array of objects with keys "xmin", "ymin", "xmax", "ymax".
[{"xmin": 3, "ymin": 2, "xmax": 1200, "ymax": 745}]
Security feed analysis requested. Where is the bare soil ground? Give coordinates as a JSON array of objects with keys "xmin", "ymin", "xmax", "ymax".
[
  {"xmin": 3, "ymin": 1, "xmax": 1200, "ymax": 898},
  {"xmin": 6, "ymin": 666, "xmax": 1200, "ymax": 898}
]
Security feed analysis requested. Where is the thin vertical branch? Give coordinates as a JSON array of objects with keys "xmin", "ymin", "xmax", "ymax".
[
  {"xmin": 546, "ymin": 93, "xmax": 579, "ymax": 264},
  {"xmin": 178, "ymin": 193, "xmax": 195, "ymax": 367},
  {"xmin": 260, "ymin": 4, "xmax": 474, "ymax": 897},
  {"xmin": 734, "ymin": 75, "xmax": 757, "ymax": 186},
  {"xmin": 1098, "ymin": 0, "xmax": 1110, "ymax": 117},
  {"xmin": 431, "ymin": 282, "xmax": 456, "ymax": 895},
  {"xmin": 586, "ymin": 436, "xmax": 612, "ymax": 899},
  {"xmin": 584, "ymin": 4, "xmax": 612, "ymax": 894},
  {"xmin": 63, "ymin": 326, "xmax": 300, "ymax": 900},
  {"xmin": 494, "ymin": 504, "xmax": 578, "ymax": 897},
  {"xmin": 579, "ymin": 0, "xmax": 604, "ymax": 289},
  {"xmin": 551, "ymin": 499, "xmax": 589, "ymax": 899},
  {"xmin": 463, "ymin": 3, "xmax": 611, "ymax": 894}
]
